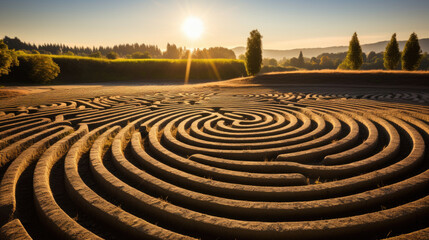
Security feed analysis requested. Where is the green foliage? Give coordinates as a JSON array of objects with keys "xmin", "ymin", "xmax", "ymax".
[
  {"xmin": 268, "ymin": 58, "xmax": 278, "ymax": 66},
  {"xmin": 64, "ymin": 51, "xmax": 74, "ymax": 56},
  {"xmin": 39, "ymin": 50, "xmax": 52, "ymax": 55},
  {"xmin": 281, "ymin": 52, "xmax": 344, "ymax": 70},
  {"xmin": 297, "ymin": 51, "xmax": 305, "ymax": 68},
  {"xmin": 4, "ymin": 55, "xmax": 246, "ymax": 83},
  {"xmin": 340, "ymin": 32, "xmax": 363, "ymax": 70},
  {"xmin": 89, "ymin": 51, "xmax": 103, "ymax": 58},
  {"xmin": 337, "ymin": 61, "xmax": 350, "ymax": 70},
  {"xmin": 130, "ymin": 51, "xmax": 151, "ymax": 59},
  {"xmin": 163, "ymin": 43, "xmax": 183, "ymax": 59},
  {"xmin": 419, "ymin": 52, "xmax": 429, "ymax": 70},
  {"xmin": 3, "ymin": 36, "xmax": 163, "ymax": 58},
  {"xmin": 361, "ymin": 55, "xmax": 384, "ymax": 70},
  {"xmin": 289, "ymin": 57, "xmax": 300, "ymax": 67},
  {"xmin": 402, "ymin": 32, "xmax": 422, "ymax": 70},
  {"xmin": 310, "ymin": 57, "xmax": 319, "ymax": 66},
  {"xmin": 106, "ymin": 51, "xmax": 119, "ymax": 59},
  {"xmin": 12, "ymin": 55, "xmax": 60, "ymax": 84},
  {"xmin": 192, "ymin": 47, "xmax": 236, "ymax": 59},
  {"xmin": 383, "ymin": 33, "xmax": 401, "ymax": 70},
  {"xmin": 320, "ymin": 56, "xmax": 334, "ymax": 69},
  {"xmin": 245, "ymin": 29, "xmax": 263, "ymax": 75},
  {"xmin": 367, "ymin": 51, "xmax": 377, "ymax": 62},
  {"xmin": 0, "ymin": 40, "xmax": 19, "ymax": 77},
  {"xmin": 238, "ymin": 54, "xmax": 245, "ymax": 60},
  {"xmin": 262, "ymin": 58, "xmax": 278, "ymax": 66}
]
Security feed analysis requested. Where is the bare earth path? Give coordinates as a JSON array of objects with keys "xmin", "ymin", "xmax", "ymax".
[
  {"xmin": 1, "ymin": 80, "xmax": 428, "ymax": 107},
  {"xmin": 0, "ymin": 72, "xmax": 428, "ymax": 240}
]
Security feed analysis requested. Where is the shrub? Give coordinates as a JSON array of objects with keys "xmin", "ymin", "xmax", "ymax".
[
  {"xmin": 0, "ymin": 40, "xmax": 19, "ymax": 77},
  {"xmin": 14, "ymin": 55, "xmax": 60, "ymax": 84},
  {"xmin": 383, "ymin": 33, "xmax": 401, "ymax": 70},
  {"xmin": 89, "ymin": 51, "xmax": 103, "ymax": 58},
  {"xmin": 402, "ymin": 32, "xmax": 422, "ymax": 71},
  {"xmin": 106, "ymin": 51, "xmax": 119, "ymax": 59},
  {"xmin": 245, "ymin": 29, "xmax": 262, "ymax": 75}
]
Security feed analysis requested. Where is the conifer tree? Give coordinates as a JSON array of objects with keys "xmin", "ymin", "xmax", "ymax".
[
  {"xmin": 297, "ymin": 51, "xmax": 305, "ymax": 68},
  {"xmin": 402, "ymin": 32, "xmax": 422, "ymax": 70},
  {"xmin": 340, "ymin": 32, "xmax": 363, "ymax": 70},
  {"xmin": 245, "ymin": 30, "xmax": 263, "ymax": 75},
  {"xmin": 383, "ymin": 33, "xmax": 401, "ymax": 70}
]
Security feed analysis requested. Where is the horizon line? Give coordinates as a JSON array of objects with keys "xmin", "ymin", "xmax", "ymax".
[{"xmin": 2, "ymin": 35, "xmax": 428, "ymax": 52}]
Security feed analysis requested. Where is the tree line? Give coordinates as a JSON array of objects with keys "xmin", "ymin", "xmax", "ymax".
[
  {"xmin": 0, "ymin": 38, "xmax": 238, "ymax": 85},
  {"xmin": 245, "ymin": 31, "xmax": 427, "ymax": 75},
  {"xmin": 3, "ymin": 36, "xmax": 162, "ymax": 58},
  {"xmin": 160, "ymin": 44, "xmax": 236, "ymax": 59},
  {"xmin": 0, "ymin": 39, "xmax": 59, "ymax": 84},
  {"xmin": 2, "ymin": 31, "xmax": 427, "ymax": 84},
  {"xmin": 1, "ymin": 36, "xmax": 236, "ymax": 60}
]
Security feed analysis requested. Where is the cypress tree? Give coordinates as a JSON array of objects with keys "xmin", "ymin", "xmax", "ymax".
[
  {"xmin": 297, "ymin": 51, "xmax": 305, "ymax": 68},
  {"xmin": 245, "ymin": 29, "xmax": 262, "ymax": 75},
  {"xmin": 341, "ymin": 32, "xmax": 363, "ymax": 70},
  {"xmin": 383, "ymin": 33, "xmax": 401, "ymax": 70},
  {"xmin": 402, "ymin": 32, "xmax": 422, "ymax": 71}
]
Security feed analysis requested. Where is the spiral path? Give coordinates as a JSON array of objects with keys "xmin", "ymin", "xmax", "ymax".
[{"xmin": 0, "ymin": 92, "xmax": 428, "ymax": 240}]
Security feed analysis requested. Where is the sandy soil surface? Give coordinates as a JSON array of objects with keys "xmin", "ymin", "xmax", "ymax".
[
  {"xmin": 0, "ymin": 71, "xmax": 428, "ymax": 108},
  {"xmin": 1, "ymin": 71, "xmax": 428, "ymax": 240}
]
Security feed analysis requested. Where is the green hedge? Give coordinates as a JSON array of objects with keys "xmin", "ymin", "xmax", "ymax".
[
  {"xmin": 3, "ymin": 54, "xmax": 247, "ymax": 84},
  {"xmin": 49, "ymin": 55, "xmax": 246, "ymax": 83}
]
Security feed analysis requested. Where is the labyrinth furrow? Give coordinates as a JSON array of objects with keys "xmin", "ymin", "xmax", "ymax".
[{"xmin": 0, "ymin": 93, "xmax": 428, "ymax": 239}]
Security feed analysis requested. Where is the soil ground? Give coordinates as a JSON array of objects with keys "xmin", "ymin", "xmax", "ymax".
[{"xmin": 1, "ymin": 70, "xmax": 428, "ymax": 108}]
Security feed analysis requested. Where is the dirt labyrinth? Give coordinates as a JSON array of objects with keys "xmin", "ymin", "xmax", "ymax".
[{"xmin": 0, "ymin": 88, "xmax": 428, "ymax": 239}]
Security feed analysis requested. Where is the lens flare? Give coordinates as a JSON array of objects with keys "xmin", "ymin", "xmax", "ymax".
[{"xmin": 182, "ymin": 17, "xmax": 204, "ymax": 40}]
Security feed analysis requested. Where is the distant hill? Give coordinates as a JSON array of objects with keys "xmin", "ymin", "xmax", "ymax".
[{"xmin": 232, "ymin": 38, "xmax": 429, "ymax": 60}]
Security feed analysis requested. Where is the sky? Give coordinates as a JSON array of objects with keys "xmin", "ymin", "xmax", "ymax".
[{"xmin": 1, "ymin": 0, "xmax": 428, "ymax": 50}]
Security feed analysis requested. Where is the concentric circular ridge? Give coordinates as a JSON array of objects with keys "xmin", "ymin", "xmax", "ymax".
[{"xmin": 0, "ymin": 93, "xmax": 428, "ymax": 240}]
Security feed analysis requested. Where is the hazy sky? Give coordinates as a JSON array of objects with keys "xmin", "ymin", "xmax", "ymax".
[{"xmin": 1, "ymin": 0, "xmax": 428, "ymax": 50}]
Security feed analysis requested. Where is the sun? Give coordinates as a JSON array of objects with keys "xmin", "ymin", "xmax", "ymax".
[{"xmin": 182, "ymin": 17, "xmax": 204, "ymax": 40}]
